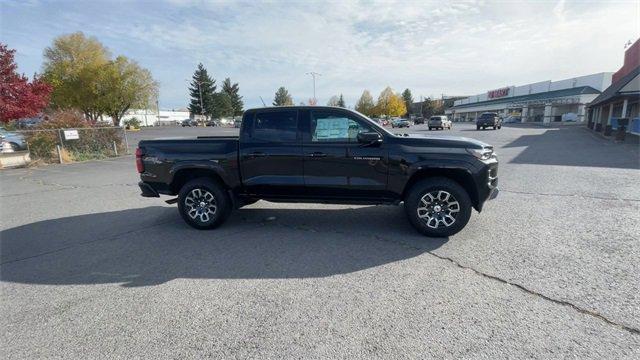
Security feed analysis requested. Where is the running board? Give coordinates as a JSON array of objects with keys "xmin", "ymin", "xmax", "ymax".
[{"xmin": 165, "ymin": 197, "xmax": 178, "ymax": 205}]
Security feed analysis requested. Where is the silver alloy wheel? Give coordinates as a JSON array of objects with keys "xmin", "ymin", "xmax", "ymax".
[
  {"xmin": 184, "ymin": 188, "xmax": 217, "ymax": 223},
  {"xmin": 416, "ymin": 190, "xmax": 460, "ymax": 229}
]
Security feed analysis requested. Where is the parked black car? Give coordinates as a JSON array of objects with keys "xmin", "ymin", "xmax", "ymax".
[
  {"xmin": 476, "ymin": 113, "xmax": 503, "ymax": 130},
  {"xmin": 137, "ymin": 106, "xmax": 498, "ymax": 237},
  {"xmin": 205, "ymin": 120, "xmax": 218, "ymax": 127},
  {"xmin": 413, "ymin": 117, "xmax": 425, "ymax": 124},
  {"xmin": 181, "ymin": 119, "xmax": 198, "ymax": 127}
]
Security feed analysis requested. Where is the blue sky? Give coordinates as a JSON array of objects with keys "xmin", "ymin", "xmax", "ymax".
[{"xmin": 1, "ymin": 0, "xmax": 638, "ymax": 109}]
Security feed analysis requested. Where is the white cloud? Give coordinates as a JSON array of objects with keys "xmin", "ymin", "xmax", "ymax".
[
  {"xmin": 553, "ymin": 0, "xmax": 568, "ymax": 23},
  {"xmin": 4, "ymin": 0, "xmax": 639, "ymax": 108}
]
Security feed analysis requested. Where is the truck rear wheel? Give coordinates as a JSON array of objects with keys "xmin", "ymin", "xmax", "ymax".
[
  {"xmin": 178, "ymin": 178, "xmax": 231, "ymax": 230},
  {"xmin": 404, "ymin": 177, "xmax": 472, "ymax": 237}
]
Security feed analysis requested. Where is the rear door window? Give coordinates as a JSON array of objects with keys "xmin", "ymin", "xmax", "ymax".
[{"xmin": 252, "ymin": 110, "xmax": 298, "ymax": 142}]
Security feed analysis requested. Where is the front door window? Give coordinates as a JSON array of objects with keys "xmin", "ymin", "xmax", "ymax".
[{"xmin": 310, "ymin": 111, "xmax": 374, "ymax": 143}]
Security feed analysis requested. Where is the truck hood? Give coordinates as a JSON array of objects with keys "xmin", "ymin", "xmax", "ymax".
[{"xmin": 394, "ymin": 133, "xmax": 489, "ymax": 149}]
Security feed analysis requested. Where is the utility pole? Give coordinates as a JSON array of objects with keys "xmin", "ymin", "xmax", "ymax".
[
  {"xmin": 197, "ymin": 81, "xmax": 204, "ymax": 122},
  {"xmin": 306, "ymin": 72, "xmax": 321, "ymax": 103},
  {"xmin": 156, "ymin": 95, "xmax": 160, "ymax": 126}
]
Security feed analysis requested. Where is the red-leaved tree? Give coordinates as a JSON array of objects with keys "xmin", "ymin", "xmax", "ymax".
[{"xmin": 0, "ymin": 43, "xmax": 52, "ymax": 123}]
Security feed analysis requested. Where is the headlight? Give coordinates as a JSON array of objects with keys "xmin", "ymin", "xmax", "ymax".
[{"xmin": 466, "ymin": 147, "xmax": 494, "ymax": 160}]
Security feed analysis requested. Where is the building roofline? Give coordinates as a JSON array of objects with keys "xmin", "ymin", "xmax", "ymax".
[
  {"xmin": 245, "ymin": 105, "xmax": 349, "ymax": 112},
  {"xmin": 588, "ymin": 66, "xmax": 640, "ymax": 107},
  {"xmin": 449, "ymin": 86, "xmax": 600, "ymax": 110}
]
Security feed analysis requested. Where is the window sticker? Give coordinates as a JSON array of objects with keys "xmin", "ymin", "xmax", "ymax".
[{"xmin": 315, "ymin": 117, "xmax": 349, "ymax": 140}]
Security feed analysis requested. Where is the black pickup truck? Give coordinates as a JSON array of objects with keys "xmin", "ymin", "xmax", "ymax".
[{"xmin": 137, "ymin": 106, "xmax": 498, "ymax": 237}]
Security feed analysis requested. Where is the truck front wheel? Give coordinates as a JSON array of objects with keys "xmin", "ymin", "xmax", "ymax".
[
  {"xmin": 405, "ymin": 177, "xmax": 472, "ymax": 237},
  {"xmin": 178, "ymin": 178, "xmax": 231, "ymax": 230}
]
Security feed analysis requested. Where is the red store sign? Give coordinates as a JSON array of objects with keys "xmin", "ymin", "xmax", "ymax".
[{"xmin": 488, "ymin": 87, "xmax": 510, "ymax": 99}]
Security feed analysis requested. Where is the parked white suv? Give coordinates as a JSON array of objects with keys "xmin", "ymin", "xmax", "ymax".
[{"xmin": 428, "ymin": 116, "xmax": 452, "ymax": 130}]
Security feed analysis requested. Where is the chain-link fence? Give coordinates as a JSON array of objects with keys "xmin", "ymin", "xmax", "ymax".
[{"xmin": 10, "ymin": 127, "xmax": 128, "ymax": 163}]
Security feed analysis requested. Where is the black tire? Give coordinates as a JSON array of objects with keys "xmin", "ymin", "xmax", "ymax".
[
  {"xmin": 178, "ymin": 177, "xmax": 232, "ymax": 230},
  {"xmin": 476, "ymin": 125, "xmax": 480, "ymax": 130},
  {"xmin": 428, "ymin": 127, "xmax": 432, "ymax": 131},
  {"xmin": 404, "ymin": 177, "xmax": 472, "ymax": 237},
  {"xmin": 493, "ymin": 125, "xmax": 497, "ymax": 130},
  {"xmin": 498, "ymin": 125, "xmax": 502, "ymax": 129},
  {"xmin": 9, "ymin": 142, "xmax": 20, "ymax": 151}
]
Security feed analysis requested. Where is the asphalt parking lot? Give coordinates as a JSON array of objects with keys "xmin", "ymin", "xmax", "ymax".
[{"xmin": 1, "ymin": 122, "xmax": 639, "ymax": 358}]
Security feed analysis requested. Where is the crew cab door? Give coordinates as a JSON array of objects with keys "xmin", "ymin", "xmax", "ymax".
[
  {"xmin": 302, "ymin": 109, "xmax": 389, "ymax": 199},
  {"xmin": 239, "ymin": 109, "xmax": 304, "ymax": 197}
]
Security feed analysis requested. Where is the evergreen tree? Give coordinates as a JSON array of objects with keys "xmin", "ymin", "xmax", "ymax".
[
  {"xmin": 355, "ymin": 90, "xmax": 375, "ymax": 116},
  {"xmin": 210, "ymin": 92, "xmax": 234, "ymax": 119},
  {"xmin": 221, "ymin": 77, "xmax": 243, "ymax": 116},
  {"xmin": 337, "ymin": 94, "xmax": 346, "ymax": 108},
  {"xmin": 422, "ymin": 97, "xmax": 445, "ymax": 117},
  {"xmin": 188, "ymin": 63, "xmax": 216, "ymax": 118},
  {"xmin": 401, "ymin": 88, "xmax": 413, "ymax": 117},
  {"xmin": 273, "ymin": 86, "xmax": 293, "ymax": 106}
]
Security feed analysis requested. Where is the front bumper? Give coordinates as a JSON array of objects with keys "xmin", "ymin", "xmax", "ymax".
[
  {"xmin": 475, "ymin": 157, "xmax": 498, "ymax": 210},
  {"xmin": 139, "ymin": 181, "xmax": 159, "ymax": 197},
  {"xmin": 488, "ymin": 187, "xmax": 499, "ymax": 200}
]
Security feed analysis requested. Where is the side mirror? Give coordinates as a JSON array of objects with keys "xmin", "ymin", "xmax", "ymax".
[{"xmin": 357, "ymin": 131, "xmax": 382, "ymax": 145}]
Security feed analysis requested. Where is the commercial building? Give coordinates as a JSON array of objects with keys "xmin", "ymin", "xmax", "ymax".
[
  {"xmin": 587, "ymin": 39, "xmax": 640, "ymax": 136},
  {"xmin": 116, "ymin": 108, "xmax": 191, "ymax": 126},
  {"xmin": 446, "ymin": 73, "xmax": 613, "ymax": 124}
]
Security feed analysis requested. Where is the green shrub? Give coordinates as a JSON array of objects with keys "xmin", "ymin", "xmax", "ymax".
[
  {"xmin": 24, "ymin": 110, "xmax": 126, "ymax": 163},
  {"xmin": 24, "ymin": 131, "xmax": 59, "ymax": 161},
  {"xmin": 124, "ymin": 117, "xmax": 141, "ymax": 129}
]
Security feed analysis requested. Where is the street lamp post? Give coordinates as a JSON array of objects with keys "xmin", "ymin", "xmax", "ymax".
[
  {"xmin": 197, "ymin": 81, "xmax": 205, "ymax": 124},
  {"xmin": 306, "ymin": 72, "xmax": 321, "ymax": 103}
]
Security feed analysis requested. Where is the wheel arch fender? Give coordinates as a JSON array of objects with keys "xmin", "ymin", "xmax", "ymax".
[
  {"xmin": 169, "ymin": 162, "xmax": 231, "ymax": 194},
  {"xmin": 402, "ymin": 162, "xmax": 481, "ymax": 211}
]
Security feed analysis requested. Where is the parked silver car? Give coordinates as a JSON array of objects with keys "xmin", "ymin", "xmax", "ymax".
[
  {"xmin": 0, "ymin": 127, "xmax": 27, "ymax": 151},
  {"xmin": 428, "ymin": 115, "xmax": 452, "ymax": 130}
]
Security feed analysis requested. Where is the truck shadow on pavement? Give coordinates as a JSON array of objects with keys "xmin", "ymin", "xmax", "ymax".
[{"xmin": 0, "ymin": 205, "xmax": 447, "ymax": 287}]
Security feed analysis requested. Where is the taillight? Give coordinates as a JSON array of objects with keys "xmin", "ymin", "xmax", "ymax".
[{"xmin": 135, "ymin": 148, "xmax": 144, "ymax": 173}]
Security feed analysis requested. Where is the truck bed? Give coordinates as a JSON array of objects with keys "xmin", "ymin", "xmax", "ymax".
[{"xmin": 138, "ymin": 137, "xmax": 241, "ymax": 193}]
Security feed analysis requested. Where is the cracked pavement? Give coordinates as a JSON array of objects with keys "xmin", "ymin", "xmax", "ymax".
[{"xmin": 1, "ymin": 123, "xmax": 639, "ymax": 358}]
